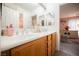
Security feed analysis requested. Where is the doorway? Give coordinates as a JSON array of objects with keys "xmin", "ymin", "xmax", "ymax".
[{"xmin": 59, "ymin": 3, "xmax": 79, "ymax": 56}]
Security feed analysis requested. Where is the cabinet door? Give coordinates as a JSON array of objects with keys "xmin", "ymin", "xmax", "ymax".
[
  {"xmin": 51, "ymin": 32, "xmax": 57, "ymax": 55},
  {"xmin": 34, "ymin": 36, "xmax": 48, "ymax": 56},
  {"xmin": 11, "ymin": 42, "xmax": 35, "ymax": 56},
  {"xmin": 47, "ymin": 34, "xmax": 52, "ymax": 56},
  {"xmin": 11, "ymin": 36, "xmax": 47, "ymax": 56}
]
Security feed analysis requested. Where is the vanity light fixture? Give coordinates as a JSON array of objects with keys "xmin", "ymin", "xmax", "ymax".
[{"xmin": 39, "ymin": 3, "xmax": 46, "ymax": 10}]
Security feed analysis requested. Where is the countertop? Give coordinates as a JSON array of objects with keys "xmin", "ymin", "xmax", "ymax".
[{"xmin": 0, "ymin": 31, "xmax": 56, "ymax": 51}]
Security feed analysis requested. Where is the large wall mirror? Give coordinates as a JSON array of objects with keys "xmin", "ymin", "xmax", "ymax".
[
  {"xmin": 32, "ymin": 15, "xmax": 37, "ymax": 28},
  {"xmin": 39, "ymin": 15, "xmax": 45, "ymax": 26},
  {"xmin": 19, "ymin": 13, "xmax": 24, "ymax": 29},
  {"xmin": 46, "ymin": 12, "xmax": 55, "ymax": 26}
]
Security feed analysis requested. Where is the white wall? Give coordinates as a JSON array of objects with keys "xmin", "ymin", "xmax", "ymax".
[{"xmin": 54, "ymin": 4, "xmax": 60, "ymax": 51}]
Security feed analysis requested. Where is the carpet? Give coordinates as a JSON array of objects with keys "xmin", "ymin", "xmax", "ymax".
[{"xmin": 71, "ymin": 38, "xmax": 79, "ymax": 44}]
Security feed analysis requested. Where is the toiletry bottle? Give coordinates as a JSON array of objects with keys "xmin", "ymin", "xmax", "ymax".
[
  {"xmin": 8, "ymin": 24, "xmax": 14, "ymax": 36},
  {"xmin": 1, "ymin": 30, "xmax": 4, "ymax": 36}
]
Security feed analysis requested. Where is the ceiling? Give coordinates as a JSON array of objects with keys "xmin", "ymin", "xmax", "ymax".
[
  {"xmin": 60, "ymin": 3, "xmax": 79, "ymax": 18},
  {"xmin": 15, "ymin": 3, "xmax": 39, "ymax": 11},
  {"xmin": 3, "ymin": 3, "xmax": 57, "ymax": 12},
  {"xmin": 3, "ymin": 3, "xmax": 40, "ymax": 11}
]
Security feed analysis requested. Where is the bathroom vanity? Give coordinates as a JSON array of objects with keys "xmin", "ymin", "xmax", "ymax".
[
  {"xmin": 1, "ymin": 32, "xmax": 57, "ymax": 56},
  {"xmin": 1, "ymin": 3, "xmax": 59, "ymax": 56}
]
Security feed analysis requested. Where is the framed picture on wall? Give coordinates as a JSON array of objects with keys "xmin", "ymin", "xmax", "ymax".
[
  {"xmin": 19, "ymin": 13, "xmax": 24, "ymax": 29},
  {"xmin": 39, "ymin": 15, "xmax": 45, "ymax": 26},
  {"xmin": 32, "ymin": 15, "xmax": 37, "ymax": 27},
  {"xmin": 46, "ymin": 12, "xmax": 55, "ymax": 26}
]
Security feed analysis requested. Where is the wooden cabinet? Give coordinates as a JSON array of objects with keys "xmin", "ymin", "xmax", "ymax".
[
  {"xmin": 47, "ymin": 34, "xmax": 52, "ymax": 56},
  {"xmin": 11, "ymin": 41, "xmax": 35, "ymax": 56},
  {"xmin": 33, "ymin": 37, "xmax": 47, "ymax": 56},
  {"xmin": 1, "ymin": 32, "xmax": 57, "ymax": 56},
  {"xmin": 51, "ymin": 32, "xmax": 57, "ymax": 55},
  {"xmin": 47, "ymin": 33, "xmax": 57, "ymax": 56},
  {"xmin": 1, "ymin": 50, "xmax": 11, "ymax": 56},
  {"xmin": 11, "ymin": 36, "xmax": 47, "ymax": 56}
]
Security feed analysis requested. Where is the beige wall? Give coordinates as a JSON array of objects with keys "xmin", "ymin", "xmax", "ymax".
[{"xmin": 60, "ymin": 4, "xmax": 79, "ymax": 18}]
